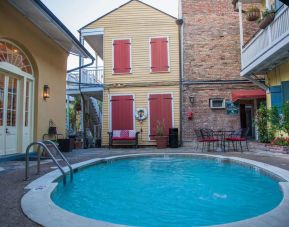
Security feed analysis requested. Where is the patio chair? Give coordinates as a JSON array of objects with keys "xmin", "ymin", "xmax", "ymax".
[
  {"xmin": 194, "ymin": 129, "xmax": 206, "ymax": 152},
  {"xmin": 225, "ymin": 128, "xmax": 249, "ymax": 152},
  {"xmin": 200, "ymin": 128, "xmax": 220, "ymax": 152}
]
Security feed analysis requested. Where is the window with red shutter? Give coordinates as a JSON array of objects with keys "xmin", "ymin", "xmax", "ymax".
[
  {"xmin": 113, "ymin": 39, "xmax": 131, "ymax": 74},
  {"xmin": 111, "ymin": 95, "xmax": 134, "ymax": 130},
  {"xmin": 150, "ymin": 37, "xmax": 169, "ymax": 73},
  {"xmin": 149, "ymin": 94, "xmax": 173, "ymax": 139}
]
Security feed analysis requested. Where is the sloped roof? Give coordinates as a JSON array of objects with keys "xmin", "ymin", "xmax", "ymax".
[{"xmin": 80, "ymin": 0, "xmax": 177, "ymax": 30}]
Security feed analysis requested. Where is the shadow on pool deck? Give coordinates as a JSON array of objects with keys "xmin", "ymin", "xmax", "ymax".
[{"xmin": 1, "ymin": 146, "xmax": 289, "ymax": 226}]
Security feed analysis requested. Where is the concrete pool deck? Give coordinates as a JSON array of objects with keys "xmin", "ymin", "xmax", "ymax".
[{"xmin": 1, "ymin": 146, "xmax": 289, "ymax": 226}]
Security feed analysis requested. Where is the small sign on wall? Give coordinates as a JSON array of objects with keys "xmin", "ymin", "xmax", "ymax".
[{"xmin": 226, "ymin": 100, "xmax": 239, "ymax": 115}]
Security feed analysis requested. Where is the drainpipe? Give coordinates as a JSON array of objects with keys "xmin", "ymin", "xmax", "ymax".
[
  {"xmin": 66, "ymin": 33, "xmax": 95, "ymax": 149},
  {"xmin": 177, "ymin": 0, "xmax": 184, "ymax": 146}
]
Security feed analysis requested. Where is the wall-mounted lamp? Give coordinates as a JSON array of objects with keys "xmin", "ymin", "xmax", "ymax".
[
  {"xmin": 189, "ymin": 96, "xmax": 195, "ymax": 105},
  {"xmin": 43, "ymin": 85, "xmax": 50, "ymax": 101}
]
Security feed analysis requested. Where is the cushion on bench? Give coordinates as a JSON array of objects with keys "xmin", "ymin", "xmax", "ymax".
[{"xmin": 112, "ymin": 130, "xmax": 136, "ymax": 140}]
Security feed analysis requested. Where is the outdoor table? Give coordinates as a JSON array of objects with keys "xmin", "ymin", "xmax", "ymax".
[{"xmin": 213, "ymin": 130, "xmax": 235, "ymax": 152}]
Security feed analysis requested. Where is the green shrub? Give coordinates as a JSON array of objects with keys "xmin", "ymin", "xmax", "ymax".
[
  {"xmin": 283, "ymin": 102, "xmax": 289, "ymax": 135},
  {"xmin": 256, "ymin": 104, "xmax": 281, "ymax": 143}
]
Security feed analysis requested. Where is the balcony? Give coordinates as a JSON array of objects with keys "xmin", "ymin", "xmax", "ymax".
[
  {"xmin": 241, "ymin": 5, "xmax": 289, "ymax": 77},
  {"xmin": 66, "ymin": 66, "xmax": 104, "ymax": 96}
]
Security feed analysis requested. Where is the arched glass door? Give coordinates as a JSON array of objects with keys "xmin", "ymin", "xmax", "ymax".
[{"xmin": 0, "ymin": 40, "xmax": 34, "ymax": 156}]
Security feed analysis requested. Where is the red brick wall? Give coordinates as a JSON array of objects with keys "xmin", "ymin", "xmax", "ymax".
[{"xmin": 182, "ymin": 0, "xmax": 261, "ymax": 141}]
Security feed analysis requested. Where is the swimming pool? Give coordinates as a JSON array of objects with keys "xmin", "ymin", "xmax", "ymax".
[{"xmin": 51, "ymin": 156, "xmax": 283, "ymax": 227}]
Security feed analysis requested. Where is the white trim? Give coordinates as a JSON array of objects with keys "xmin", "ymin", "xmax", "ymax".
[
  {"xmin": 109, "ymin": 93, "xmax": 136, "ymax": 132},
  {"xmin": 149, "ymin": 36, "xmax": 171, "ymax": 73},
  {"xmin": 80, "ymin": 28, "xmax": 104, "ymax": 37},
  {"xmin": 111, "ymin": 38, "xmax": 132, "ymax": 75},
  {"xmin": 147, "ymin": 92, "xmax": 174, "ymax": 141},
  {"xmin": 0, "ymin": 62, "xmax": 34, "ymax": 81}
]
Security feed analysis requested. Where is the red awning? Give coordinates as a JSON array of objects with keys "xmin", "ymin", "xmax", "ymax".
[{"xmin": 232, "ymin": 89, "xmax": 266, "ymax": 102}]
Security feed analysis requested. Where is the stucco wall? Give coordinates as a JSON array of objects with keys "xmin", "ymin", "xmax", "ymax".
[{"xmin": 0, "ymin": 1, "xmax": 68, "ymax": 145}]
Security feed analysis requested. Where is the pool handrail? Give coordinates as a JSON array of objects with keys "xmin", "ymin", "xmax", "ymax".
[{"xmin": 25, "ymin": 140, "xmax": 73, "ymax": 184}]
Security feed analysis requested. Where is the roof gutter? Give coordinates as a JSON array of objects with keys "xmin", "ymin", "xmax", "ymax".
[{"xmin": 32, "ymin": 0, "xmax": 95, "ymax": 61}]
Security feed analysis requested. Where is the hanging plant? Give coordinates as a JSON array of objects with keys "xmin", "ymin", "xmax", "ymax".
[
  {"xmin": 258, "ymin": 8, "xmax": 275, "ymax": 29},
  {"xmin": 246, "ymin": 6, "xmax": 261, "ymax": 21}
]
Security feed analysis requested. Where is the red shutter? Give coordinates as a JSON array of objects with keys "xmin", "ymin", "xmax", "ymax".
[
  {"xmin": 149, "ymin": 94, "xmax": 172, "ymax": 139},
  {"xmin": 113, "ymin": 39, "xmax": 131, "ymax": 74},
  {"xmin": 150, "ymin": 37, "xmax": 169, "ymax": 72},
  {"xmin": 111, "ymin": 95, "xmax": 134, "ymax": 130}
]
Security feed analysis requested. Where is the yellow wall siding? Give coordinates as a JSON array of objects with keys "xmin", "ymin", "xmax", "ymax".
[
  {"xmin": 84, "ymin": 0, "xmax": 180, "ymax": 146},
  {"xmin": 0, "ymin": 1, "xmax": 68, "ymax": 146},
  {"xmin": 267, "ymin": 60, "xmax": 289, "ymax": 86},
  {"xmin": 102, "ymin": 86, "xmax": 180, "ymax": 146},
  {"xmin": 266, "ymin": 60, "xmax": 289, "ymax": 106},
  {"xmin": 85, "ymin": 0, "xmax": 179, "ymax": 85}
]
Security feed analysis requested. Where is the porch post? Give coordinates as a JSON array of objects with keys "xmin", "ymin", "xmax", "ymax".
[
  {"xmin": 66, "ymin": 95, "xmax": 70, "ymax": 133},
  {"xmin": 266, "ymin": 0, "xmax": 271, "ymax": 9}
]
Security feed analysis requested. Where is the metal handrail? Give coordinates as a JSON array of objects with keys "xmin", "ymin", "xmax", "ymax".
[
  {"xmin": 25, "ymin": 141, "xmax": 73, "ymax": 184},
  {"xmin": 43, "ymin": 140, "xmax": 73, "ymax": 182}
]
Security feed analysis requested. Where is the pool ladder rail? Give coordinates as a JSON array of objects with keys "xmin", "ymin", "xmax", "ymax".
[{"xmin": 25, "ymin": 140, "xmax": 73, "ymax": 184}]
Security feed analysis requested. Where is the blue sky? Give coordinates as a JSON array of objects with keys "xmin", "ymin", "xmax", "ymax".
[{"xmin": 41, "ymin": 0, "xmax": 178, "ymax": 68}]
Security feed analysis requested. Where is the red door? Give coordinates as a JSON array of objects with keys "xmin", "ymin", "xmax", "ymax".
[
  {"xmin": 111, "ymin": 95, "xmax": 134, "ymax": 130},
  {"xmin": 149, "ymin": 94, "xmax": 172, "ymax": 139}
]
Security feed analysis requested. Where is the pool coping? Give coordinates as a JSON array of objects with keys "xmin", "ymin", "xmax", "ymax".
[{"xmin": 21, "ymin": 153, "xmax": 289, "ymax": 227}]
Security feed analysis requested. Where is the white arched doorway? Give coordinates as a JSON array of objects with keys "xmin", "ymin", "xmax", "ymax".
[{"xmin": 0, "ymin": 39, "xmax": 34, "ymax": 156}]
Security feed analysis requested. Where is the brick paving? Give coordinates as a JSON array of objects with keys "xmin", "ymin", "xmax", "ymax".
[{"xmin": 1, "ymin": 146, "xmax": 289, "ymax": 227}]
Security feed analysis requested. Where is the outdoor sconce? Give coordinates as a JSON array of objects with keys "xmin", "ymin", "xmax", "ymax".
[
  {"xmin": 43, "ymin": 85, "xmax": 50, "ymax": 101},
  {"xmin": 189, "ymin": 96, "xmax": 195, "ymax": 105}
]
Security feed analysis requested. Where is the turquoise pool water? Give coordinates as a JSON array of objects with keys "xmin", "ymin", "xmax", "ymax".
[{"xmin": 52, "ymin": 156, "xmax": 283, "ymax": 226}]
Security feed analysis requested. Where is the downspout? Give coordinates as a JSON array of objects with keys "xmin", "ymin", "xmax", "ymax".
[
  {"xmin": 177, "ymin": 0, "xmax": 184, "ymax": 146},
  {"xmin": 66, "ymin": 34, "xmax": 95, "ymax": 149}
]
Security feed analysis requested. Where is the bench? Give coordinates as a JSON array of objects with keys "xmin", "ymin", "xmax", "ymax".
[{"xmin": 108, "ymin": 130, "xmax": 139, "ymax": 149}]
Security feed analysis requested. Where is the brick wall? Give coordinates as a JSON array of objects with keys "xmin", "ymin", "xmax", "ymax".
[{"xmin": 182, "ymin": 0, "xmax": 261, "ymax": 141}]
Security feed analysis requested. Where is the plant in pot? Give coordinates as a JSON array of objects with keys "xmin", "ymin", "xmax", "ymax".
[
  {"xmin": 246, "ymin": 5, "xmax": 260, "ymax": 21},
  {"xmin": 74, "ymin": 97, "xmax": 81, "ymax": 112},
  {"xmin": 258, "ymin": 8, "xmax": 275, "ymax": 29},
  {"xmin": 155, "ymin": 120, "xmax": 168, "ymax": 149}
]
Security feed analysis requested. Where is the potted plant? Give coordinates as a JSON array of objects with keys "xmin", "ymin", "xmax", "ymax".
[
  {"xmin": 258, "ymin": 8, "xmax": 275, "ymax": 29},
  {"xmin": 268, "ymin": 137, "xmax": 289, "ymax": 153},
  {"xmin": 155, "ymin": 120, "xmax": 168, "ymax": 149},
  {"xmin": 74, "ymin": 98, "xmax": 81, "ymax": 111},
  {"xmin": 246, "ymin": 6, "xmax": 260, "ymax": 21},
  {"xmin": 74, "ymin": 138, "xmax": 83, "ymax": 149}
]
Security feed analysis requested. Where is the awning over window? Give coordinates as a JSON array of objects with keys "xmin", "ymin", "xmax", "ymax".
[{"xmin": 232, "ymin": 89, "xmax": 266, "ymax": 102}]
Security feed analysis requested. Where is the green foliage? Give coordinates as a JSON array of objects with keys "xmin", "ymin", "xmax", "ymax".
[
  {"xmin": 155, "ymin": 120, "xmax": 165, "ymax": 136},
  {"xmin": 255, "ymin": 104, "xmax": 281, "ymax": 143},
  {"xmin": 271, "ymin": 137, "xmax": 289, "ymax": 146},
  {"xmin": 256, "ymin": 104, "xmax": 271, "ymax": 143},
  {"xmin": 283, "ymin": 102, "xmax": 289, "ymax": 135}
]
